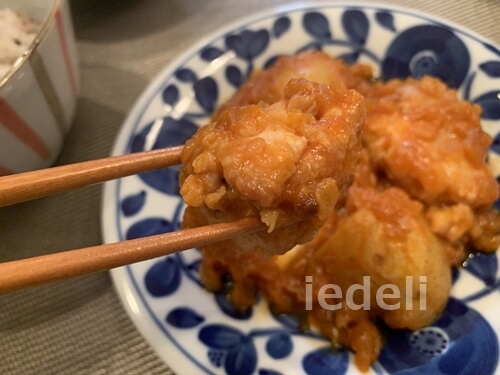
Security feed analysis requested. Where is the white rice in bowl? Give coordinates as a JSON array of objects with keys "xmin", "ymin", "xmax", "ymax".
[{"xmin": 0, "ymin": 8, "xmax": 38, "ymax": 79}]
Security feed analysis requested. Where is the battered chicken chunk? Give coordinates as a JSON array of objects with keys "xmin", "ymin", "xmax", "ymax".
[
  {"xmin": 363, "ymin": 76, "xmax": 498, "ymax": 207},
  {"xmin": 362, "ymin": 76, "xmax": 500, "ymax": 261},
  {"xmin": 180, "ymin": 78, "xmax": 365, "ymax": 255}
]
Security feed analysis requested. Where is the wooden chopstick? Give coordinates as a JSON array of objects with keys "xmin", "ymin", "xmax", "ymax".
[
  {"xmin": 0, "ymin": 216, "xmax": 266, "ymax": 295},
  {"xmin": 0, "ymin": 146, "xmax": 183, "ymax": 208}
]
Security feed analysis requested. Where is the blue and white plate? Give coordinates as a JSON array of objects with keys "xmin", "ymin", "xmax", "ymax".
[{"xmin": 101, "ymin": 2, "xmax": 500, "ymax": 374}]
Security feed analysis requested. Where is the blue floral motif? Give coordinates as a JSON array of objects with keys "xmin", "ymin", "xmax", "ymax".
[
  {"xmin": 121, "ymin": 190, "xmax": 146, "ymax": 216},
  {"xmin": 479, "ymin": 61, "xmax": 500, "ymax": 77},
  {"xmin": 145, "ymin": 257, "xmax": 181, "ymax": 297},
  {"xmin": 224, "ymin": 344, "xmax": 258, "ymax": 375},
  {"xmin": 342, "ymin": 9, "xmax": 369, "ymax": 45},
  {"xmin": 375, "ymin": 11, "xmax": 396, "ymax": 32},
  {"xmin": 378, "ymin": 298, "xmax": 499, "ymax": 374},
  {"xmin": 130, "ymin": 117, "xmax": 198, "ymax": 153},
  {"xmin": 175, "ymin": 68, "xmax": 197, "ymax": 83},
  {"xmin": 302, "ymin": 347, "xmax": 349, "ymax": 375},
  {"xmin": 272, "ymin": 17, "xmax": 291, "ymax": 38},
  {"xmin": 162, "ymin": 84, "xmax": 179, "ymax": 106},
  {"xmin": 381, "ymin": 25, "xmax": 470, "ymax": 88},
  {"xmin": 194, "ymin": 77, "xmax": 218, "ymax": 113},
  {"xmin": 225, "ymin": 29, "xmax": 270, "ymax": 79},
  {"xmin": 137, "ymin": 168, "xmax": 180, "ymax": 196},
  {"xmin": 298, "ymin": 10, "xmax": 379, "ymax": 63},
  {"xmin": 208, "ymin": 349, "xmax": 225, "ymax": 368},
  {"xmin": 200, "ymin": 46, "xmax": 225, "ymax": 62},
  {"xmin": 199, "ymin": 324, "xmax": 258, "ymax": 375},
  {"xmin": 196, "ymin": 318, "xmax": 330, "ymax": 374},
  {"xmin": 126, "ymin": 199, "xmax": 182, "ymax": 241},
  {"xmin": 126, "ymin": 217, "xmax": 172, "ymax": 240},
  {"xmin": 266, "ymin": 332, "xmax": 293, "ymax": 359},
  {"xmin": 166, "ymin": 307, "xmax": 205, "ymax": 328},
  {"xmin": 338, "ymin": 10, "xmax": 370, "ymax": 64},
  {"xmin": 130, "ymin": 117, "xmax": 198, "ymax": 195},
  {"xmin": 473, "ymin": 91, "xmax": 500, "ymax": 120},
  {"xmin": 225, "ymin": 29, "xmax": 270, "ymax": 60},
  {"xmin": 303, "ymin": 12, "xmax": 332, "ymax": 40},
  {"xmin": 225, "ymin": 65, "xmax": 244, "ymax": 88}
]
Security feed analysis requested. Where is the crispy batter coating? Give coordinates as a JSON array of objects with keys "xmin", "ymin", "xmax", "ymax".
[
  {"xmin": 363, "ymin": 76, "xmax": 499, "ymax": 207},
  {"xmin": 361, "ymin": 75, "xmax": 500, "ymax": 261},
  {"xmin": 180, "ymin": 78, "xmax": 365, "ymax": 255}
]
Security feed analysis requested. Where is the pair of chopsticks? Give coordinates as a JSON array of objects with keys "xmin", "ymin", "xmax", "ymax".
[{"xmin": 0, "ymin": 147, "xmax": 268, "ymax": 295}]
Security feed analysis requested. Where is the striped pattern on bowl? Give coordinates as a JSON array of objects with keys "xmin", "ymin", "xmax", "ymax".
[{"xmin": 0, "ymin": 0, "xmax": 79, "ymax": 175}]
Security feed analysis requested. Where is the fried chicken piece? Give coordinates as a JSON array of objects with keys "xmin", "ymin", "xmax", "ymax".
[
  {"xmin": 362, "ymin": 76, "xmax": 499, "ymax": 208},
  {"xmin": 180, "ymin": 78, "xmax": 365, "ymax": 255},
  {"xmin": 217, "ymin": 51, "xmax": 372, "ymax": 112},
  {"xmin": 361, "ymin": 75, "xmax": 499, "ymax": 257}
]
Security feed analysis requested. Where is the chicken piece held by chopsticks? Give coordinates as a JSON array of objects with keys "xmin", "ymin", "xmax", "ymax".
[{"xmin": 179, "ymin": 77, "xmax": 365, "ymax": 255}]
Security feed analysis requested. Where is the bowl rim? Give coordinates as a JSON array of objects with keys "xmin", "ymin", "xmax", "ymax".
[{"xmin": 0, "ymin": 0, "xmax": 61, "ymax": 89}]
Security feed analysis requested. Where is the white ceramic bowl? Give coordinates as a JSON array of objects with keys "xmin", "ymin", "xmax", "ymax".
[{"xmin": 0, "ymin": 0, "xmax": 79, "ymax": 175}]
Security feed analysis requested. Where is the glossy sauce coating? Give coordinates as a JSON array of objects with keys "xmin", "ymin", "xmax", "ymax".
[{"xmin": 180, "ymin": 77, "xmax": 365, "ymax": 255}]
